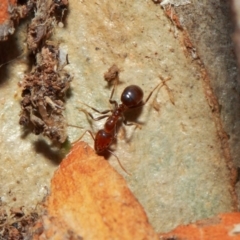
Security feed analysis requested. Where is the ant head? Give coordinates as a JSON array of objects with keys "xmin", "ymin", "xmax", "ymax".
[{"xmin": 121, "ymin": 85, "xmax": 144, "ymax": 108}]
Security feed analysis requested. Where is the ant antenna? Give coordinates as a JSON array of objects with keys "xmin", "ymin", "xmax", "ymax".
[{"xmin": 159, "ymin": 75, "xmax": 174, "ymax": 105}]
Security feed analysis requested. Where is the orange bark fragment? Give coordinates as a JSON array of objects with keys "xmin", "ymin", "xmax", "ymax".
[
  {"xmin": 164, "ymin": 5, "xmax": 183, "ymax": 30},
  {"xmin": 0, "ymin": 0, "xmax": 17, "ymax": 24},
  {"xmin": 159, "ymin": 212, "xmax": 240, "ymax": 240},
  {"xmin": 38, "ymin": 141, "xmax": 158, "ymax": 240}
]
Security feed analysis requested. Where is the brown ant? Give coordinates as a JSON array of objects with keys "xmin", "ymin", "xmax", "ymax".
[{"xmin": 72, "ymin": 78, "xmax": 170, "ymax": 174}]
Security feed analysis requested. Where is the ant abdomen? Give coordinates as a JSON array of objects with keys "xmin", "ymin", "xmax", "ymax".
[
  {"xmin": 121, "ymin": 85, "xmax": 144, "ymax": 108},
  {"xmin": 95, "ymin": 130, "xmax": 113, "ymax": 153}
]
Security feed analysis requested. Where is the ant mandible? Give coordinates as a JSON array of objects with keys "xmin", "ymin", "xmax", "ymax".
[{"xmin": 74, "ymin": 77, "xmax": 170, "ymax": 173}]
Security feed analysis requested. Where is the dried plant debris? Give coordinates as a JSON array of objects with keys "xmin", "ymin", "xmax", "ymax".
[
  {"xmin": 0, "ymin": 0, "xmax": 17, "ymax": 41},
  {"xmin": 19, "ymin": 43, "xmax": 72, "ymax": 143},
  {"xmin": 152, "ymin": 0, "xmax": 191, "ymax": 7},
  {"xmin": 0, "ymin": 206, "xmax": 40, "ymax": 239},
  {"xmin": 27, "ymin": 0, "xmax": 68, "ymax": 53},
  {"xmin": 19, "ymin": 0, "xmax": 70, "ymax": 144},
  {"xmin": 104, "ymin": 64, "xmax": 120, "ymax": 83},
  {"xmin": 0, "ymin": 0, "xmax": 30, "ymax": 41},
  {"xmin": 0, "ymin": 0, "xmax": 68, "ymax": 42}
]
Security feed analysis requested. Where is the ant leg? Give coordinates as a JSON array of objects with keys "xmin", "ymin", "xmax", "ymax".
[
  {"xmin": 107, "ymin": 149, "xmax": 131, "ymax": 175},
  {"xmin": 71, "ymin": 129, "xmax": 95, "ymax": 145},
  {"xmin": 109, "ymin": 78, "xmax": 117, "ymax": 101},
  {"xmin": 108, "ymin": 80, "xmax": 119, "ymax": 109},
  {"xmin": 109, "ymin": 99, "xmax": 118, "ymax": 109},
  {"xmin": 68, "ymin": 124, "xmax": 84, "ymax": 129},
  {"xmin": 79, "ymin": 101, "xmax": 111, "ymax": 115},
  {"xmin": 123, "ymin": 118, "xmax": 142, "ymax": 129},
  {"xmin": 78, "ymin": 107, "xmax": 110, "ymax": 121}
]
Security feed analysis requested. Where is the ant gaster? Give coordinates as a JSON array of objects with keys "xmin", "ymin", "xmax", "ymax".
[{"xmin": 73, "ymin": 78, "xmax": 170, "ymax": 174}]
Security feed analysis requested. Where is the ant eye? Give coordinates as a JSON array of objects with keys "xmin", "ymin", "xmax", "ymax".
[{"xmin": 121, "ymin": 85, "xmax": 144, "ymax": 107}]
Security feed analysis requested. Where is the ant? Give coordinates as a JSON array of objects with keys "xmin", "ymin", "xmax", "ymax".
[{"xmin": 72, "ymin": 77, "xmax": 171, "ymax": 174}]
